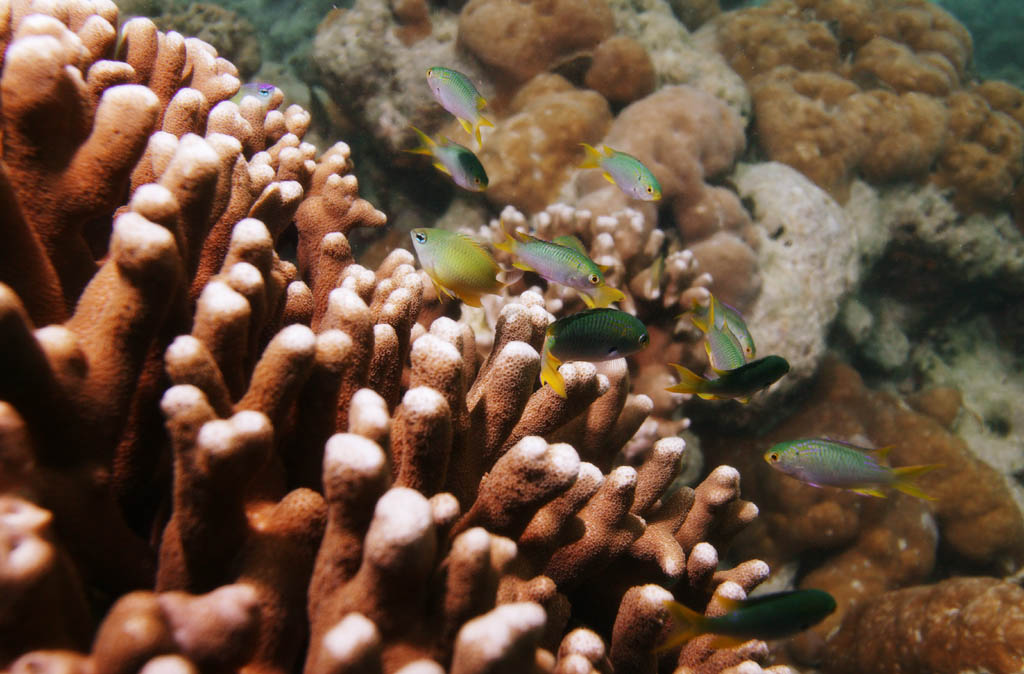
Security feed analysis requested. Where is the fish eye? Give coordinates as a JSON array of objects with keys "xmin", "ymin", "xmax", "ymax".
[
  {"xmin": 639, "ymin": 334, "xmax": 649, "ymax": 347},
  {"xmin": 588, "ymin": 273, "xmax": 600, "ymax": 285},
  {"xmin": 769, "ymin": 452, "xmax": 779, "ymax": 462},
  {"xmin": 646, "ymin": 186, "xmax": 653, "ymax": 193},
  {"xmin": 414, "ymin": 231, "xmax": 427, "ymax": 243},
  {"xmin": 258, "ymin": 86, "xmax": 273, "ymax": 96}
]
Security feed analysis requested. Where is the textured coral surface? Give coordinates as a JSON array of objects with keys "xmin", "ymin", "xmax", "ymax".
[{"xmin": 0, "ymin": 2, "xmax": 783, "ymax": 673}]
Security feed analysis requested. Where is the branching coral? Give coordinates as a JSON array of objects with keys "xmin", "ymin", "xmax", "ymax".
[{"xmin": 0, "ymin": 1, "xmax": 780, "ymax": 673}]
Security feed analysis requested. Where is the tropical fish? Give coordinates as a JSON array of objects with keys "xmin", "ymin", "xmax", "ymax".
[
  {"xmin": 410, "ymin": 228, "xmax": 505, "ymax": 307},
  {"xmin": 704, "ymin": 319, "xmax": 747, "ymax": 373},
  {"xmin": 495, "ymin": 224, "xmax": 625, "ymax": 308},
  {"xmin": 541, "ymin": 309, "xmax": 649, "ymax": 397},
  {"xmin": 689, "ymin": 294, "xmax": 756, "ymax": 361},
  {"xmin": 665, "ymin": 355, "xmax": 789, "ymax": 403},
  {"xmin": 579, "ymin": 143, "xmax": 662, "ymax": 201},
  {"xmin": 232, "ymin": 82, "xmax": 278, "ymax": 110},
  {"xmin": 406, "ymin": 126, "xmax": 488, "ymax": 192},
  {"xmin": 426, "ymin": 66, "xmax": 494, "ymax": 148},
  {"xmin": 658, "ymin": 590, "xmax": 837, "ymax": 651},
  {"xmin": 764, "ymin": 438, "xmax": 941, "ymax": 500},
  {"xmin": 552, "ymin": 234, "xmax": 588, "ymax": 255}
]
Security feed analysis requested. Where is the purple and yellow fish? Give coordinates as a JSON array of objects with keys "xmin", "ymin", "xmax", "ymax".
[
  {"xmin": 410, "ymin": 228, "xmax": 505, "ymax": 307},
  {"xmin": 764, "ymin": 438, "xmax": 941, "ymax": 500},
  {"xmin": 495, "ymin": 224, "xmax": 625, "ymax": 308},
  {"xmin": 406, "ymin": 126, "xmax": 489, "ymax": 192},
  {"xmin": 541, "ymin": 309, "xmax": 649, "ymax": 397},
  {"xmin": 689, "ymin": 294, "xmax": 756, "ymax": 362},
  {"xmin": 426, "ymin": 66, "xmax": 494, "ymax": 148},
  {"xmin": 580, "ymin": 143, "xmax": 662, "ymax": 201}
]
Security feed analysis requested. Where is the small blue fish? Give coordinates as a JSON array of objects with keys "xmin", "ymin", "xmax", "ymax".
[
  {"xmin": 406, "ymin": 126, "xmax": 489, "ymax": 192},
  {"xmin": 232, "ymin": 82, "xmax": 278, "ymax": 110}
]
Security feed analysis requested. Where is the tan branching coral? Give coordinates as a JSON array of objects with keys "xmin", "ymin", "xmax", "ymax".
[{"xmin": 0, "ymin": 1, "xmax": 778, "ymax": 673}]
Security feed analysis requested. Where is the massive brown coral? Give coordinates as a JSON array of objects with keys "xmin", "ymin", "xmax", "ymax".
[
  {"xmin": 0, "ymin": 1, "xmax": 780, "ymax": 673},
  {"xmin": 714, "ymin": 0, "xmax": 1024, "ymax": 213}
]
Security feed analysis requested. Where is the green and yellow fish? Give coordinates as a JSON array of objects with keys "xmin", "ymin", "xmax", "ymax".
[
  {"xmin": 764, "ymin": 438, "xmax": 942, "ymax": 500},
  {"xmin": 426, "ymin": 66, "xmax": 494, "ymax": 148},
  {"xmin": 552, "ymin": 234, "xmax": 588, "ymax": 254},
  {"xmin": 495, "ymin": 224, "xmax": 625, "ymax": 308},
  {"xmin": 658, "ymin": 590, "xmax": 836, "ymax": 651},
  {"xmin": 410, "ymin": 228, "xmax": 505, "ymax": 307},
  {"xmin": 689, "ymin": 294, "xmax": 756, "ymax": 362},
  {"xmin": 666, "ymin": 355, "xmax": 789, "ymax": 403},
  {"xmin": 580, "ymin": 143, "xmax": 662, "ymax": 201},
  {"xmin": 407, "ymin": 126, "xmax": 489, "ymax": 192},
  {"xmin": 704, "ymin": 319, "xmax": 748, "ymax": 373},
  {"xmin": 541, "ymin": 309, "xmax": 649, "ymax": 397}
]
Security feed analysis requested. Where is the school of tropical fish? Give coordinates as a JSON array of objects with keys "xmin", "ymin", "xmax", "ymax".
[{"xmin": 299, "ymin": 65, "xmax": 947, "ymax": 653}]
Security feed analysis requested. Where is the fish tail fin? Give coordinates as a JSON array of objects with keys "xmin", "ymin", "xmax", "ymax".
[
  {"xmin": 579, "ymin": 142, "xmax": 603, "ymax": 169},
  {"xmin": 458, "ymin": 117, "xmax": 475, "ymax": 138},
  {"xmin": 540, "ymin": 337, "xmax": 566, "ymax": 398},
  {"xmin": 496, "ymin": 267, "xmax": 524, "ymax": 286},
  {"xmin": 581, "ymin": 284, "xmax": 626, "ymax": 309},
  {"xmin": 406, "ymin": 125, "xmax": 436, "ymax": 156},
  {"xmin": 655, "ymin": 600, "xmax": 706, "ymax": 652},
  {"xmin": 665, "ymin": 363, "xmax": 707, "ymax": 395},
  {"xmin": 892, "ymin": 464, "xmax": 943, "ymax": 500},
  {"xmin": 494, "ymin": 217, "xmax": 518, "ymax": 255},
  {"xmin": 474, "ymin": 114, "xmax": 494, "ymax": 148}
]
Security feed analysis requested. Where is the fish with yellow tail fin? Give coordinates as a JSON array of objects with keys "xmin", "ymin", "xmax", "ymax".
[
  {"xmin": 426, "ymin": 66, "xmax": 494, "ymax": 148},
  {"xmin": 688, "ymin": 293, "xmax": 756, "ymax": 361},
  {"xmin": 657, "ymin": 590, "xmax": 836, "ymax": 652},
  {"xmin": 406, "ymin": 126, "xmax": 488, "ymax": 192},
  {"xmin": 764, "ymin": 438, "xmax": 942, "ymax": 500},
  {"xmin": 579, "ymin": 143, "xmax": 661, "ymax": 201},
  {"xmin": 410, "ymin": 228, "xmax": 507, "ymax": 307},
  {"xmin": 495, "ymin": 221, "xmax": 625, "ymax": 308},
  {"xmin": 540, "ymin": 309, "xmax": 649, "ymax": 397},
  {"xmin": 666, "ymin": 355, "xmax": 789, "ymax": 403}
]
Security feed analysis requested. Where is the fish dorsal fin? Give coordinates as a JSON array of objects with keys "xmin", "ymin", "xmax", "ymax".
[
  {"xmin": 432, "ymin": 162, "xmax": 452, "ymax": 176},
  {"xmin": 454, "ymin": 232, "xmax": 493, "ymax": 259},
  {"xmin": 598, "ymin": 264, "xmax": 613, "ymax": 275},
  {"xmin": 869, "ymin": 445, "xmax": 894, "ymax": 460},
  {"xmin": 600, "ymin": 144, "xmax": 615, "ymax": 157},
  {"xmin": 514, "ymin": 229, "xmax": 537, "ymax": 244}
]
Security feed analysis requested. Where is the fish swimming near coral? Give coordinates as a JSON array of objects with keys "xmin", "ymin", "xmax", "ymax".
[
  {"xmin": 406, "ymin": 126, "xmax": 489, "ymax": 192},
  {"xmin": 232, "ymin": 82, "xmax": 278, "ymax": 110},
  {"xmin": 666, "ymin": 355, "xmax": 789, "ymax": 403},
  {"xmin": 689, "ymin": 294, "xmax": 756, "ymax": 362},
  {"xmin": 410, "ymin": 228, "xmax": 506, "ymax": 307},
  {"xmin": 658, "ymin": 590, "xmax": 837, "ymax": 651},
  {"xmin": 426, "ymin": 66, "xmax": 494, "ymax": 148},
  {"xmin": 541, "ymin": 308, "xmax": 649, "ymax": 397},
  {"xmin": 703, "ymin": 318, "xmax": 748, "ymax": 373},
  {"xmin": 495, "ymin": 223, "xmax": 625, "ymax": 308},
  {"xmin": 579, "ymin": 143, "xmax": 662, "ymax": 201},
  {"xmin": 764, "ymin": 438, "xmax": 941, "ymax": 500}
]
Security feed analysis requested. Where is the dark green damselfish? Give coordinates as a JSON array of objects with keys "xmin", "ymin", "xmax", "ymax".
[
  {"xmin": 541, "ymin": 308, "xmax": 649, "ymax": 397},
  {"xmin": 666, "ymin": 354, "xmax": 789, "ymax": 403},
  {"xmin": 659, "ymin": 589, "xmax": 836, "ymax": 651}
]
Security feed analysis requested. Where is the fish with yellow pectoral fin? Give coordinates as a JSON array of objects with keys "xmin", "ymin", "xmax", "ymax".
[
  {"xmin": 666, "ymin": 355, "xmax": 789, "ymax": 403},
  {"xmin": 764, "ymin": 437, "xmax": 942, "ymax": 500},
  {"xmin": 426, "ymin": 66, "xmax": 494, "ymax": 149},
  {"xmin": 410, "ymin": 228, "xmax": 514, "ymax": 307},
  {"xmin": 657, "ymin": 590, "xmax": 837, "ymax": 652},
  {"xmin": 579, "ymin": 143, "xmax": 662, "ymax": 201},
  {"xmin": 495, "ymin": 221, "xmax": 625, "ymax": 308},
  {"xmin": 406, "ymin": 126, "xmax": 488, "ymax": 192},
  {"xmin": 687, "ymin": 293, "xmax": 756, "ymax": 362},
  {"xmin": 540, "ymin": 309, "xmax": 649, "ymax": 397}
]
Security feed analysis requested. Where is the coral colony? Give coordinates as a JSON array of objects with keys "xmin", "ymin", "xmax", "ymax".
[{"xmin": 2, "ymin": 1, "xmax": 1024, "ymax": 674}]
